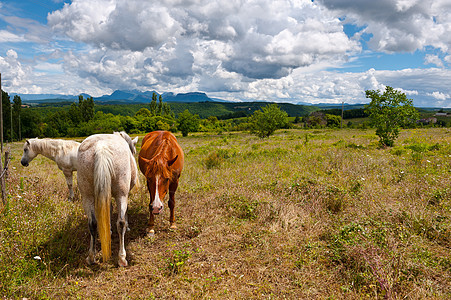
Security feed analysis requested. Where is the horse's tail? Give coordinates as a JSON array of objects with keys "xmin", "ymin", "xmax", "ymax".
[{"xmin": 94, "ymin": 143, "xmax": 114, "ymax": 263}]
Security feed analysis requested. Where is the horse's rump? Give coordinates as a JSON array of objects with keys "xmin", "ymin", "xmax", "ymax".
[{"xmin": 78, "ymin": 133, "xmax": 137, "ymax": 265}]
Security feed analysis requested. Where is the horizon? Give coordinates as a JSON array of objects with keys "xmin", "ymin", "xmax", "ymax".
[
  {"xmin": 0, "ymin": 0, "xmax": 450, "ymax": 108},
  {"xmin": 11, "ymin": 89, "xmax": 451, "ymax": 109}
]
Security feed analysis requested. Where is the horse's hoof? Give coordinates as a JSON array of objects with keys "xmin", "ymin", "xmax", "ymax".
[
  {"xmin": 146, "ymin": 229, "xmax": 155, "ymax": 237},
  {"xmin": 127, "ymin": 226, "xmax": 131, "ymax": 232},
  {"xmin": 169, "ymin": 223, "xmax": 177, "ymax": 230},
  {"xmin": 86, "ymin": 256, "xmax": 96, "ymax": 265},
  {"xmin": 118, "ymin": 258, "xmax": 128, "ymax": 267}
]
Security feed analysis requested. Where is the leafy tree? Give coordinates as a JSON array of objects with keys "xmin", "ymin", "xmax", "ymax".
[
  {"xmin": 135, "ymin": 108, "xmax": 151, "ymax": 118},
  {"xmin": 20, "ymin": 108, "xmax": 42, "ymax": 138},
  {"xmin": 365, "ymin": 86, "xmax": 419, "ymax": 147},
  {"xmin": 120, "ymin": 115, "xmax": 140, "ymax": 134},
  {"xmin": 325, "ymin": 114, "xmax": 341, "ymax": 128},
  {"xmin": 158, "ymin": 94, "xmax": 163, "ymax": 116},
  {"xmin": 250, "ymin": 104, "xmax": 289, "ymax": 138},
  {"xmin": 305, "ymin": 111, "xmax": 327, "ymax": 128},
  {"xmin": 1, "ymin": 90, "xmax": 12, "ymax": 141},
  {"xmin": 163, "ymin": 102, "xmax": 173, "ymax": 117},
  {"xmin": 177, "ymin": 109, "xmax": 200, "ymax": 137},
  {"xmin": 68, "ymin": 102, "xmax": 81, "ymax": 125},
  {"xmin": 150, "ymin": 93, "xmax": 157, "ymax": 116},
  {"xmin": 44, "ymin": 111, "xmax": 73, "ymax": 137},
  {"xmin": 12, "ymin": 95, "xmax": 22, "ymax": 140},
  {"xmin": 79, "ymin": 95, "xmax": 94, "ymax": 122}
]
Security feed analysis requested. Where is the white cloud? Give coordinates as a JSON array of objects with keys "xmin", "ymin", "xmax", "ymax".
[
  {"xmin": 217, "ymin": 67, "xmax": 451, "ymax": 107},
  {"xmin": 427, "ymin": 91, "xmax": 449, "ymax": 101},
  {"xmin": 424, "ymin": 54, "xmax": 444, "ymax": 67},
  {"xmin": 0, "ymin": 30, "xmax": 25, "ymax": 42},
  {"xmin": 0, "ymin": 50, "xmax": 34, "ymax": 92},
  {"xmin": 1, "ymin": 0, "xmax": 450, "ymax": 108},
  {"xmin": 48, "ymin": 0, "xmax": 359, "ymax": 80},
  {"xmin": 319, "ymin": 0, "xmax": 451, "ymax": 54}
]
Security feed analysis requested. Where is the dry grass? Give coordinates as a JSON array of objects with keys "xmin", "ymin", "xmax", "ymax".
[{"xmin": 1, "ymin": 128, "xmax": 450, "ymax": 299}]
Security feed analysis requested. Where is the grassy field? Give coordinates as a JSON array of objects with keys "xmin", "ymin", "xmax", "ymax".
[{"xmin": 0, "ymin": 128, "xmax": 450, "ymax": 299}]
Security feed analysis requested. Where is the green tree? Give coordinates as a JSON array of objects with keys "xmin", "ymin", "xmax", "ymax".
[
  {"xmin": 177, "ymin": 109, "xmax": 200, "ymax": 137},
  {"xmin": 79, "ymin": 95, "xmax": 94, "ymax": 122},
  {"xmin": 135, "ymin": 108, "xmax": 151, "ymax": 118},
  {"xmin": 1, "ymin": 90, "xmax": 11, "ymax": 141},
  {"xmin": 20, "ymin": 108, "xmax": 42, "ymax": 138},
  {"xmin": 325, "ymin": 114, "xmax": 341, "ymax": 128},
  {"xmin": 68, "ymin": 102, "xmax": 81, "ymax": 125},
  {"xmin": 158, "ymin": 94, "xmax": 163, "ymax": 116},
  {"xmin": 150, "ymin": 93, "xmax": 157, "ymax": 116},
  {"xmin": 12, "ymin": 95, "xmax": 22, "ymax": 140},
  {"xmin": 163, "ymin": 102, "xmax": 173, "ymax": 117},
  {"xmin": 250, "ymin": 104, "xmax": 289, "ymax": 138},
  {"xmin": 44, "ymin": 111, "xmax": 72, "ymax": 137},
  {"xmin": 365, "ymin": 86, "xmax": 419, "ymax": 147}
]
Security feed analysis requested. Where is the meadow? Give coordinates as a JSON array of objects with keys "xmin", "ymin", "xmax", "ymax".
[{"xmin": 0, "ymin": 128, "xmax": 450, "ymax": 299}]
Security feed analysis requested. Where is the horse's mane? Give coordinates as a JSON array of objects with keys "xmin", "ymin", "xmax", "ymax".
[
  {"xmin": 114, "ymin": 131, "xmax": 136, "ymax": 155},
  {"xmin": 30, "ymin": 138, "xmax": 79, "ymax": 157},
  {"xmin": 145, "ymin": 139, "xmax": 172, "ymax": 180}
]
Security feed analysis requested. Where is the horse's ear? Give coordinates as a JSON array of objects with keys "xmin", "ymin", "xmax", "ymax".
[
  {"xmin": 132, "ymin": 136, "xmax": 138, "ymax": 146},
  {"xmin": 168, "ymin": 155, "xmax": 178, "ymax": 167},
  {"xmin": 26, "ymin": 140, "xmax": 30, "ymax": 145}
]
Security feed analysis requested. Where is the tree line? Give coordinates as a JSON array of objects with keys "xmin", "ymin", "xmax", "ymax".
[{"xmin": 1, "ymin": 87, "xmax": 447, "ymax": 147}]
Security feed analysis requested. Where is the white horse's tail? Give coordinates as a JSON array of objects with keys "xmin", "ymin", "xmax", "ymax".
[{"xmin": 94, "ymin": 143, "xmax": 115, "ymax": 263}]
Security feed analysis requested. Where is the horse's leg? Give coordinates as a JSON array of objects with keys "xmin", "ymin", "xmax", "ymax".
[
  {"xmin": 147, "ymin": 208, "xmax": 156, "ymax": 236},
  {"xmin": 168, "ymin": 180, "xmax": 179, "ymax": 229},
  {"xmin": 87, "ymin": 210, "xmax": 97, "ymax": 265},
  {"xmin": 146, "ymin": 180, "xmax": 156, "ymax": 236},
  {"xmin": 63, "ymin": 170, "xmax": 75, "ymax": 201},
  {"xmin": 116, "ymin": 195, "xmax": 128, "ymax": 267}
]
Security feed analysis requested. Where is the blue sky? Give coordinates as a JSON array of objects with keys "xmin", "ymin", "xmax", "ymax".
[{"xmin": 0, "ymin": 0, "xmax": 450, "ymax": 107}]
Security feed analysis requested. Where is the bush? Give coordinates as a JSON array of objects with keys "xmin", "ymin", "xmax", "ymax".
[
  {"xmin": 250, "ymin": 104, "xmax": 289, "ymax": 138},
  {"xmin": 177, "ymin": 109, "xmax": 200, "ymax": 137}
]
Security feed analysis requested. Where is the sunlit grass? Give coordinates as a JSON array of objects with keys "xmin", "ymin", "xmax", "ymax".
[{"xmin": 1, "ymin": 128, "xmax": 450, "ymax": 298}]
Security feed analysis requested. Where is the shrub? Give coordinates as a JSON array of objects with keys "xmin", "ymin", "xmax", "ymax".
[{"xmin": 249, "ymin": 104, "xmax": 289, "ymax": 138}]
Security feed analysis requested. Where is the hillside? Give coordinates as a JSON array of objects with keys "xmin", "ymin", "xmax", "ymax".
[{"xmin": 29, "ymin": 101, "xmax": 319, "ymax": 119}]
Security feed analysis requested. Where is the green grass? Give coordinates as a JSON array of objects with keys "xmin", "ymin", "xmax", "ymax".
[{"xmin": 1, "ymin": 128, "xmax": 450, "ymax": 299}]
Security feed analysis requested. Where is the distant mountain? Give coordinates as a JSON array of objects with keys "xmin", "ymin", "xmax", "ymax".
[
  {"xmin": 163, "ymin": 92, "xmax": 212, "ymax": 103},
  {"xmin": 93, "ymin": 90, "xmax": 219, "ymax": 103},
  {"xmin": 10, "ymin": 93, "xmax": 81, "ymax": 101}
]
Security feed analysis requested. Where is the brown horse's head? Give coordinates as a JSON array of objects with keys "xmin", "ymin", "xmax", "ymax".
[{"xmin": 140, "ymin": 155, "xmax": 178, "ymax": 214}]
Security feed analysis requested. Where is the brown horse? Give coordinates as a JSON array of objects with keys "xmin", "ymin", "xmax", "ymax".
[{"xmin": 138, "ymin": 131, "xmax": 184, "ymax": 236}]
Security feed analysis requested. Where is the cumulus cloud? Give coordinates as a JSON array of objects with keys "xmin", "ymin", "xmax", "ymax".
[
  {"xmin": 424, "ymin": 54, "xmax": 444, "ymax": 67},
  {"xmin": 229, "ymin": 67, "xmax": 451, "ymax": 108},
  {"xmin": 0, "ymin": 50, "xmax": 35, "ymax": 92},
  {"xmin": 48, "ymin": 0, "xmax": 359, "ymax": 81},
  {"xmin": 427, "ymin": 91, "xmax": 449, "ymax": 101},
  {"xmin": 2, "ymin": 0, "xmax": 450, "ymax": 108},
  {"xmin": 319, "ymin": 0, "xmax": 451, "ymax": 54}
]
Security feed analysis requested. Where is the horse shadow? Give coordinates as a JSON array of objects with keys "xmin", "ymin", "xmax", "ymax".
[{"xmin": 28, "ymin": 202, "xmax": 151, "ymax": 278}]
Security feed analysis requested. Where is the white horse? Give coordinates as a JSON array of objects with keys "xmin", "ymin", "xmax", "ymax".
[
  {"xmin": 77, "ymin": 131, "xmax": 138, "ymax": 267},
  {"xmin": 21, "ymin": 138, "xmax": 80, "ymax": 201}
]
